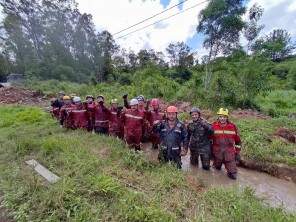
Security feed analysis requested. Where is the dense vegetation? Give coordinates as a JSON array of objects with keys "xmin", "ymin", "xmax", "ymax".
[
  {"xmin": 0, "ymin": 0, "xmax": 295, "ymax": 220},
  {"xmin": 0, "ymin": 0, "xmax": 295, "ymax": 110},
  {"xmin": 0, "ymin": 106, "xmax": 295, "ymax": 221}
]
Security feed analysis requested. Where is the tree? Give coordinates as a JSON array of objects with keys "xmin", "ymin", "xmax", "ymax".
[
  {"xmin": 243, "ymin": 4, "xmax": 264, "ymax": 53},
  {"xmin": 96, "ymin": 30, "xmax": 119, "ymax": 82},
  {"xmin": 137, "ymin": 49, "xmax": 167, "ymax": 68},
  {"xmin": 0, "ymin": 53, "xmax": 10, "ymax": 81},
  {"xmin": 0, "ymin": 0, "xmax": 100, "ymax": 82},
  {"xmin": 197, "ymin": 0, "xmax": 246, "ymax": 88},
  {"xmin": 252, "ymin": 29, "xmax": 295, "ymax": 62},
  {"xmin": 166, "ymin": 42, "xmax": 194, "ymax": 69},
  {"xmin": 197, "ymin": 0, "xmax": 246, "ymax": 59},
  {"xmin": 127, "ymin": 50, "xmax": 138, "ymax": 71}
]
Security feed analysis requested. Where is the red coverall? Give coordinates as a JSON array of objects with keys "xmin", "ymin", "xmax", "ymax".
[
  {"xmin": 85, "ymin": 102, "xmax": 96, "ymax": 131},
  {"xmin": 51, "ymin": 107, "xmax": 60, "ymax": 119},
  {"xmin": 146, "ymin": 110, "xmax": 165, "ymax": 149},
  {"xmin": 93, "ymin": 103, "xmax": 110, "ymax": 134},
  {"xmin": 121, "ymin": 109, "xmax": 145, "ymax": 151},
  {"xmin": 67, "ymin": 104, "xmax": 90, "ymax": 130},
  {"xmin": 109, "ymin": 107, "xmax": 123, "ymax": 138},
  {"xmin": 59, "ymin": 104, "xmax": 76, "ymax": 128},
  {"xmin": 211, "ymin": 121, "xmax": 241, "ymax": 175}
]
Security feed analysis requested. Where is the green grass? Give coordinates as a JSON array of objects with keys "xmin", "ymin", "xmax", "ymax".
[
  {"xmin": 0, "ymin": 106, "xmax": 295, "ymax": 221},
  {"xmin": 254, "ymin": 90, "xmax": 296, "ymax": 117},
  {"xmin": 236, "ymin": 117, "xmax": 296, "ymax": 166}
]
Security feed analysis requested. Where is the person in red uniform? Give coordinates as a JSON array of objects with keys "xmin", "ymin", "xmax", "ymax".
[
  {"xmin": 59, "ymin": 95, "xmax": 76, "ymax": 128},
  {"xmin": 137, "ymin": 95, "xmax": 146, "ymax": 114},
  {"xmin": 67, "ymin": 96, "xmax": 90, "ymax": 130},
  {"xmin": 50, "ymin": 91, "xmax": 65, "ymax": 119},
  {"xmin": 137, "ymin": 95, "xmax": 150, "ymax": 142},
  {"xmin": 109, "ymin": 99, "xmax": 123, "ymax": 138},
  {"xmin": 93, "ymin": 95, "xmax": 110, "ymax": 135},
  {"xmin": 121, "ymin": 98, "xmax": 145, "ymax": 151},
  {"xmin": 211, "ymin": 108, "xmax": 242, "ymax": 180},
  {"xmin": 84, "ymin": 95, "xmax": 96, "ymax": 132},
  {"xmin": 146, "ymin": 98, "xmax": 165, "ymax": 149}
]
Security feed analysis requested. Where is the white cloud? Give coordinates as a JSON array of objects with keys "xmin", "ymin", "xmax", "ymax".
[
  {"xmin": 76, "ymin": 0, "xmax": 296, "ymax": 55},
  {"xmin": 247, "ymin": 0, "xmax": 296, "ymax": 36},
  {"xmin": 77, "ymin": 0, "xmax": 208, "ymax": 53}
]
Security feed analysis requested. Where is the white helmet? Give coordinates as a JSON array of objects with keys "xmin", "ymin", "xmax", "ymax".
[
  {"xmin": 73, "ymin": 96, "xmax": 81, "ymax": 103},
  {"xmin": 130, "ymin": 98, "xmax": 139, "ymax": 106}
]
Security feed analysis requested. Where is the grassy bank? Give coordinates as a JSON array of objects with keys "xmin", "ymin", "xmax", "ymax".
[
  {"xmin": 0, "ymin": 106, "xmax": 295, "ymax": 221},
  {"xmin": 254, "ymin": 90, "xmax": 296, "ymax": 117},
  {"xmin": 236, "ymin": 117, "xmax": 296, "ymax": 167}
]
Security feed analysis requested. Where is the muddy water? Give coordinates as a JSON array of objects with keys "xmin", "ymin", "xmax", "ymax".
[{"xmin": 142, "ymin": 144, "xmax": 296, "ymax": 213}]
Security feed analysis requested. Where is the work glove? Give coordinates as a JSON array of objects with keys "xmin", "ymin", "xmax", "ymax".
[
  {"xmin": 122, "ymin": 94, "xmax": 128, "ymax": 99},
  {"xmin": 235, "ymin": 145, "xmax": 241, "ymax": 164},
  {"xmin": 235, "ymin": 153, "xmax": 241, "ymax": 164}
]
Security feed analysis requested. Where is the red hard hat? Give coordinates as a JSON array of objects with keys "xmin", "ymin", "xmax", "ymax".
[
  {"xmin": 151, "ymin": 98, "xmax": 159, "ymax": 106},
  {"xmin": 167, "ymin": 106, "xmax": 178, "ymax": 113}
]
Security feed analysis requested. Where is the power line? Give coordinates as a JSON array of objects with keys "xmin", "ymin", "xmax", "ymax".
[
  {"xmin": 113, "ymin": 0, "xmax": 190, "ymax": 36},
  {"xmin": 115, "ymin": 0, "xmax": 209, "ymax": 40}
]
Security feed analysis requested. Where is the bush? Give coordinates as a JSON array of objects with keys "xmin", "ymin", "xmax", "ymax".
[
  {"xmin": 254, "ymin": 90, "xmax": 296, "ymax": 116},
  {"xmin": 272, "ymin": 64, "xmax": 289, "ymax": 79}
]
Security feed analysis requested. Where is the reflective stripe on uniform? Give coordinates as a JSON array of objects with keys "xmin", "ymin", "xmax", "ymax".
[
  {"xmin": 172, "ymin": 147, "xmax": 179, "ymax": 150},
  {"xmin": 95, "ymin": 120, "xmax": 109, "ymax": 123},
  {"xmin": 71, "ymin": 110, "xmax": 87, "ymax": 113},
  {"xmin": 111, "ymin": 112, "xmax": 117, "ymax": 115},
  {"xmin": 214, "ymin": 130, "xmax": 236, "ymax": 135},
  {"xmin": 125, "ymin": 114, "xmax": 143, "ymax": 120}
]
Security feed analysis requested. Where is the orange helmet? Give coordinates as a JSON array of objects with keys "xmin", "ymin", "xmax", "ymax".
[
  {"xmin": 167, "ymin": 106, "xmax": 178, "ymax": 113},
  {"xmin": 151, "ymin": 98, "xmax": 159, "ymax": 106}
]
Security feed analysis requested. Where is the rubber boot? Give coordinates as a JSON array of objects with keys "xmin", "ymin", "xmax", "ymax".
[
  {"xmin": 227, "ymin": 172, "xmax": 237, "ymax": 180},
  {"xmin": 202, "ymin": 166, "xmax": 210, "ymax": 171},
  {"xmin": 214, "ymin": 166, "xmax": 221, "ymax": 170}
]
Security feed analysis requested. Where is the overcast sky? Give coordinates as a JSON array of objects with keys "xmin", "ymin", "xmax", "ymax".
[{"xmin": 76, "ymin": 0, "xmax": 296, "ymax": 56}]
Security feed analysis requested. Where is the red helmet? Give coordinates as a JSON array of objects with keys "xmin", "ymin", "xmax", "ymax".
[
  {"xmin": 167, "ymin": 106, "xmax": 178, "ymax": 113},
  {"xmin": 151, "ymin": 98, "xmax": 159, "ymax": 106}
]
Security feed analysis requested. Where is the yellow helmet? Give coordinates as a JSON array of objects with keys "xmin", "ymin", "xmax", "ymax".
[
  {"xmin": 217, "ymin": 108, "xmax": 229, "ymax": 116},
  {"xmin": 111, "ymin": 99, "xmax": 118, "ymax": 104},
  {"xmin": 63, "ymin": 96, "xmax": 71, "ymax": 100},
  {"xmin": 70, "ymin": 93, "xmax": 76, "ymax": 98}
]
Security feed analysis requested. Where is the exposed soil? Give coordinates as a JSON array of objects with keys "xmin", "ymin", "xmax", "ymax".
[
  {"xmin": 231, "ymin": 109, "xmax": 271, "ymax": 120},
  {"xmin": 275, "ymin": 127, "xmax": 296, "ymax": 143},
  {"xmin": 239, "ymin": 159, "xmax": 296, "ymax": 183},
  {"xmin": 0, "ymin": 86, "xmax": 45, "ymax": 105}
]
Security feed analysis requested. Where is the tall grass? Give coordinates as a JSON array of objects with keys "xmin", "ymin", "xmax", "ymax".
[
  {"xmin": 0, "ymin": 106, "xmax": 295, "ymax": 221},
  {"xmin": 254, "ymin": 90, "xmax": 296, "ymax": 116}
]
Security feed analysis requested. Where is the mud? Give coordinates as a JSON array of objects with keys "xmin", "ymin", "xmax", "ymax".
[
  {"xmin": 0, "ymin": 86, "xmax": 45, "ymax": 105},
  {"xmin": 275, "ymin": 127, "xmax": 296, "ymax": 143},
  {"xmin": 142, "ymin": 144, "xmax": 296, "ymax": 213},
  {"xmin": 231, "ymin": 109, "xmax": 271, "ymax": 120},
  {"xmin": 239, "ymin": 159, "xmax": 296, "ymax": 183}
]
